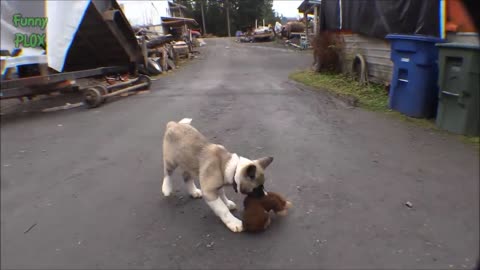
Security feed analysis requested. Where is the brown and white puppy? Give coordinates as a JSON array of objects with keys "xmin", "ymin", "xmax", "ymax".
[
  {"xmin": 162, "ymin": 118, "xmax": 274, "ymax": 232},
  {"xmin": 243, "ymin": 186, "xmax": 293, "ymax": 233}
]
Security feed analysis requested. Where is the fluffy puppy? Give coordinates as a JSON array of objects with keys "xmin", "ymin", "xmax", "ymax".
[{"xmin": 242, "ymin": 186, "xmax": 292, "ymax": 233}]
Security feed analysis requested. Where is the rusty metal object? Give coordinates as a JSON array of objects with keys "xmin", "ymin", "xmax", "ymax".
[
  {"xmin": 0, "ymin": 66, "xmax": 127, "ymax": 99},
  {"xmin": 82, "ymin": 75, "xmax": 151, "ymax": 108}
]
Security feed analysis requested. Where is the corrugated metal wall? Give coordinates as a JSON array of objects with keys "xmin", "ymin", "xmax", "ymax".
[{"xmin": 342, "ymin": 34, "xmax": 393, "ymax": 84}]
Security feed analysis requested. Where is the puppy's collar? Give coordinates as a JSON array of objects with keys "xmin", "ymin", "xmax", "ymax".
[
  {"xmin": 225, "ymin": 154, "xmax": 241, "ymax": 193},
  {"xmin": 232, "ymin": 164, "xmax": 238, "ymax": 193}
]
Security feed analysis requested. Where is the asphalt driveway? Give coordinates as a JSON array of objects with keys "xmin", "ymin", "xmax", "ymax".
[{"xmin": 1, "ymin": 38, "xmax": 478, "ymax": 269}]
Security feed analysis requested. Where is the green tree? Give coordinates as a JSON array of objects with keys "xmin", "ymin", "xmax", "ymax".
[{"xmin": 175, "ymin": 0, "xmax": 278, "ymax": 36}]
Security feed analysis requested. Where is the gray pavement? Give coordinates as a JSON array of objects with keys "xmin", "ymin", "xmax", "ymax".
[{"xmin": 1, "ymin": 38, "xmax": 478, "ymax": 269}]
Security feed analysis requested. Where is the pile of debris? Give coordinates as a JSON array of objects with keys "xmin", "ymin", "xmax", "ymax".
[
  {"xmin": 280, "ymin": 21, "xmax": 305, "ymax": 40},
  {"xmin": 1, "ymin": 0, "xmax": 154, "ymax": 109},
  {"xmin": 236, "ymin": 23, "xmax": 274, "ymax": 43},
  {"xmin": 135, "ymin": 27, "xmax": 204, "ymax": 76},
  {"xmin": 279, "ymin": 21, "xmax": 312, "ymax": 50}
]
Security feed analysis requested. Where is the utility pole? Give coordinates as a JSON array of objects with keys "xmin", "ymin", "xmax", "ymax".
[
  {"xmin": 200, "ymin": 0, "xmax": 207, "ymax": 35},
  {"xmin": 226, "ymin": 0, "xmax": 231, "ymax": 37}
]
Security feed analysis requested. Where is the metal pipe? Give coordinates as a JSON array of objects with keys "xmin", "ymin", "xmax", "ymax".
[
  {"xmin": 103, "ymin": 82, "xmax": 148, "ymax": 98},
  {"xmin": 0, "ymin": 66, "xmax": 127, "ymax": 90},
  {"xmin": 105, "ymin": 79, "xmax": 137, "ymax": 91}
]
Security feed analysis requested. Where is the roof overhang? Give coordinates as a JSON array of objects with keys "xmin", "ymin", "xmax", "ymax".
[
  {"xmin": 168, "ymin": 2, "xmax": 187, "ymax": 11},
  {"xmin": 298, "ymin": 0, "xmax": 321, "ymax": 14}
]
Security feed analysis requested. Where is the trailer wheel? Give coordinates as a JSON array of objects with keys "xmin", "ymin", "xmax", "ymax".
[
  {"xmin": 94, "ymin": 85, "xmax": 109, "ymax": 104},
  {"xmin": 137, "ymin": 75, "xmax": 151, "ymax": 90},
  {"xmin": 84, "ymin": 87, "xmax": 104, "ymax": 108}
]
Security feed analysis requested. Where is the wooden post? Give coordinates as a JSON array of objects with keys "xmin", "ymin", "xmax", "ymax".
[
  {"xmin": 304, "ymin": 11, "xmax": 308, "ymax": 36},
  {"xmin": 141, "ymin": 35, "xmax": 147, "ymax": 67},
  {"xmin": 314, "ymin": 5, "xmax": 319, "ymax": 35},
  {"xmin": 161, "ymin": 47, "xmax": 168, "ymax": 71},
  {"xmin": 318, "ymin": 3, "xmax": 322, "ymax": 33},
  {"xmin": 226, "ymin": 0, "xmax": 231, "ymax": 37},
  {"xmin": 201, "ymin": 1, "xmax": 207, "ymax": 35}
]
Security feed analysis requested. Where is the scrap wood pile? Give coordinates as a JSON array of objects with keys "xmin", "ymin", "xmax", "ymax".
[
  {"xmin": 134, "ymin": 27, "xmax": 204, "ymax": 76},
  {"xmin": 280, "ymin": 21, "xmax": 312, "ymax": 50}
]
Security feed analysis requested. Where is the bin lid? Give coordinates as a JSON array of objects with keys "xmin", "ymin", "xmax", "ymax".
[
  {"xmin": 435, "ymin": 42, "xmax": 480, "ymax": 50},
  {"xmin": 385, "ymin": 34, "xmax": 444, "ymax": 43}
]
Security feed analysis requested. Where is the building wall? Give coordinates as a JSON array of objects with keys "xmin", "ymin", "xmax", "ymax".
[
  {"xmin": 328, "ymin": 0, "xmax": 477, "ymax": 85},
  {"xmin": 342, "ymin": 34, "xmax": 393, "ymax": 84},
  {"xmin": 148, "ymin": 25, "xmax": 165, "ymax": 35}
]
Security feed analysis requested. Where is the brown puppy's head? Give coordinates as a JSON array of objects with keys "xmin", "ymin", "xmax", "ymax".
[
  {"xmin": 236, "ymin": 156, "xmax": 273, "ymax": 194},
  {"xmin": 264, "ymin": 192, "xmax": 292, "ymax": 216},
  {"xmin": 244, "ymin": 191, "xmax": 292, "ymax": 216},
  {"xmin": 248, "ymin": 184, "xmax": 267, "ymax": 198}
]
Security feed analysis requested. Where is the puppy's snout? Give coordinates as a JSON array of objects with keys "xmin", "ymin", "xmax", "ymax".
[{"xmin": 247, "ymin": 185, "xmax": 266, "ymax": 198}]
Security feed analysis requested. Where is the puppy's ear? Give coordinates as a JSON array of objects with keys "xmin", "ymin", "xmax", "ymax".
[
  {"xmin": 256, "ymin": 156, "xmax": 274, "ymax": 169},
  {"xmin": 246, "ymin": 164, "xmax": 256, "ymax": 180}
]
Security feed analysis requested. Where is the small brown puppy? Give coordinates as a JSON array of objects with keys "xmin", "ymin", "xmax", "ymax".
[{"xmin": 242, "ymin": 186, "xmax": 292, "ymax": 233}]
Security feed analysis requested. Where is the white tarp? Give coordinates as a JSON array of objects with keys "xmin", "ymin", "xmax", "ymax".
[
  {"xmin": 117, "ymin": 0, "xmax": 170, "ymax": 27},
  {"xmin": 0, "ymin": 0, "xmax": 90, "ymax": 72},
  {"xmin": 46, "ymin": 0, "xmax": 90, "ymax": 71}
]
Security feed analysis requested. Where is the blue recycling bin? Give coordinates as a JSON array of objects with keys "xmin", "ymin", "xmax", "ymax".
[{"xmin": 386, "ymin": 34, "xmax": 444, "ymax": 118}]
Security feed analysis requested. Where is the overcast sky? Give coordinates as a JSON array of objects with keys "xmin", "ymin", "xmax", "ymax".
[
  {"xmin": 273, "ymin": 0, "xmax": 302, "ymax": 18},
  {"xmin": 117, "ymin": 0, "xmax": 303, "ymax": 26}
]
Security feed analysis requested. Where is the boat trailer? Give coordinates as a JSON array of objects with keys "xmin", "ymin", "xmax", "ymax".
[{"xmin": 0, "ymin": 66, "xmax": 151, "ymax": 109}]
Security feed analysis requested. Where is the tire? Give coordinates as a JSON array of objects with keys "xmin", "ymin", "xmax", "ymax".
[
  {"xmin": 83, "ymin": 87, "xmax": 103, "ymax": 108},
  {"xmin": 137, "ymin": 75, "xmax": 152, "ymax": 90},
  {"xmin": 146, "ymin": 58, "xmax": 162, "ymax": 75}
]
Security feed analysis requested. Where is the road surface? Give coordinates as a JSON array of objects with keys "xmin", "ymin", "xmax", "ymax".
[{"xmin": 1, "ymin": 38, "xmax": 478, "ymax": 269}]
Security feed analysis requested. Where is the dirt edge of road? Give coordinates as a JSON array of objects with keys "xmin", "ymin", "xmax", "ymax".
[{"xmin": 289, "ymin": 71, "xmax": 480, "ymax": 151}]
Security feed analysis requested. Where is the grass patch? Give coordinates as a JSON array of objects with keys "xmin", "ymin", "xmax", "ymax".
[
  {"xmin": 290, "ymin": 70, "xmax": 388, "ymax": 111},
  {"xmin": 461, "ymin": 136, "xmax": 480, "ymax": 150},
  {"xmin": 289, "ymin": 70, "xmax": 479, "ymax": 149}
]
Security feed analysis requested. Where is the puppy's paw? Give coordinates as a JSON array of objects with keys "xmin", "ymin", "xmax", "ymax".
[
  {"xmin": 285, "ymin": 201, "xmax": 293, "ymax": 209},
  {"xmin": 226, "ymin": 218, "xmax": 244, "ymax": 232},
  {"xmin": 263, "ymin": 217, "xmax": 272, "ymax": 230},
  {"xmin": 225, "ymin": 200, "xmax": 237, "ymax": 211},
  {"xmin": 162, "ymin": 178, "xmax": 173, "ymax": 197},
  {"xmin": 189, "ymin": 188, "xmax": 203, "ymax": 199},
  {"xmin": 162, "ymin": 188, "xmax": 172, "ymax": 197},
  {"xmin": 276, "ymin": 209, "xmax": 288, "ymax": 216}
]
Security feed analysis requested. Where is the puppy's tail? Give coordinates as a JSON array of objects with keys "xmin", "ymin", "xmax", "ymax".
[{"xmin": 179, "ymin": 118, "xmax": 193, "ymax": 124}]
